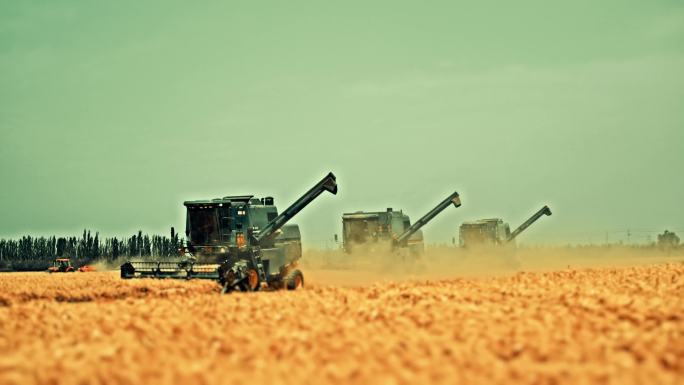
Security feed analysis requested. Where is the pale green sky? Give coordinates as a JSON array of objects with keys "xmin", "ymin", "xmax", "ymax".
[{"xmin": 1, "ymin": 1, "xmax": 683, "ymax": 245}]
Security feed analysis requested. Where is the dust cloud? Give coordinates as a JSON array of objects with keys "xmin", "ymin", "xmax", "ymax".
[{"xmin": 301, "ymin": 245, "xmax": 684, "ymax": 286}]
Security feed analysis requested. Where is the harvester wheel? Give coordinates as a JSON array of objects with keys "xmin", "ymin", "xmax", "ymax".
[
  {"xmin": 238, "ymin": 269, "xmax": 261, "ymax": 292},
  {"xmin": 284, "ymin": 269, "xmax": 304, "ymax": 290}
]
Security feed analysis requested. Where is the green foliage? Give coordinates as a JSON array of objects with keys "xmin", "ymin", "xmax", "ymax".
[
  {"xmin": 657, "ymin": 230, "xmax": 680, "ymax": 249},
  {"xmin": 0, "ymin": 228, "xmax": 183, "ymax": 271}
]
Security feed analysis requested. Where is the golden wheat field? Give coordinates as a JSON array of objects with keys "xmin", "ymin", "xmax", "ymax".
[{"xmin": 1, "ymin": 260, "xmax": 683, "ymax": 385}]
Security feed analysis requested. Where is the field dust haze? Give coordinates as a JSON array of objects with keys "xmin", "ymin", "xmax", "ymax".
[{"xmin": 301, "ymin": 245, "xmax": 684, "ymax": 287}]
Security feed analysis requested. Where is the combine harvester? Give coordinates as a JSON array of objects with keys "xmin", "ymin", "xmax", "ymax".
[
  {"xmin": 341, "ymin": 191, "xmax": 462, "ymax": 257},
  {"xmin": 121, "ymin": 172, "xmax": 338, "ymax": 293},
  {"xmin": 459, "ymin": 205, "xmax": 552, "ymax": 248}
]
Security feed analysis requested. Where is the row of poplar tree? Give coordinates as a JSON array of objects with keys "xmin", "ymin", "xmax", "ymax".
[{"xmin": 0, "ymin": 229, "xmax": 183, "ymax": 271}]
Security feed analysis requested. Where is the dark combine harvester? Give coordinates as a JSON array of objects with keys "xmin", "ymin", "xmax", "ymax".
[
  {"xmin": 342, "ymin": 192, "xmax": 462, "ymax": 255},
  {"xmin": 121, "ymin": 173, "xmax": 338, "ymax": 293},
  {"xmin": 459, "ymin": 205, "xmax": 552, "ymax": 247}
]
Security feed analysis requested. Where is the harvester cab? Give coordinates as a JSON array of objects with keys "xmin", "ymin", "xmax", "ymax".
[
  {"xmin": 48, "ymin": 258, "xmax": 75, "ymax": 273},
  {"xmin": 459, "ymin": 205, "xmax": 552, "ymax": 247},
  {"xmin": 342, "ymin": 209, "xmax": 417, "ymax": 252},
  {"xmin": 121, "ymin": 173, "xmax": 338, "ymax": 293},
  {"xmin": 342, "ymin": 191, "xmax": 461, "ymax": 255}
]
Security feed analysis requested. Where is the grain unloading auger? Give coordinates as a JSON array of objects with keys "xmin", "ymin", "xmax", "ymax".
[
  {"xmin": 506, "ymin": 205, "xmax": 552, "ymax": 243},
  {"xmin": 393, "ymin": 192, "xmax": 462, "ymax": 250},
  {"xmin": 121, "ymin": 172, "xmax": 338, "ymax": 293}
]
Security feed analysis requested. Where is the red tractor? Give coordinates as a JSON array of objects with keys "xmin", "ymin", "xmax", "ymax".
[
  {"xmin": 48, "ymin": 258, "xmax": 76, "ymax": 273},
  {"xmin": 47, "ymin": 258, "xmax": 97, "ymax": 273}
]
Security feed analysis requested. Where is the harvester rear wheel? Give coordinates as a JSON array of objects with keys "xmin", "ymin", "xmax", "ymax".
[{"xmin": 285, "ymin": 269, "xmax": 304, "ymax": 290}]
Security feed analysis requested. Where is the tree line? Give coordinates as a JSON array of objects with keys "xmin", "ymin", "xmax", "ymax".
[{"xmin": 0, "ymin": 229, "xmax": 182, "ymax": 271}]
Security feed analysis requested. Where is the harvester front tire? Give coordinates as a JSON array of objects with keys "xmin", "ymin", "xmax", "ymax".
[
  {"xmin": 237, "ymin": 269, "xmax": 261, "ymax": 292},
  {"xmin": 285, "ymin": 269, "xmax": 304, "ymax": 290}
]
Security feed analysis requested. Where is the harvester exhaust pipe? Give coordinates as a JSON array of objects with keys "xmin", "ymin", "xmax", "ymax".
[
  {"xmin": 394, "ymin": 191, "xmax": 461, "ymax": 247},
  {"xmin": 507, "ymin": 205, "xmax": 552, "ymax": 243},
  {"xmin": 253, "ymin": 172, "xmax": 338, "ymax": 244}
]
